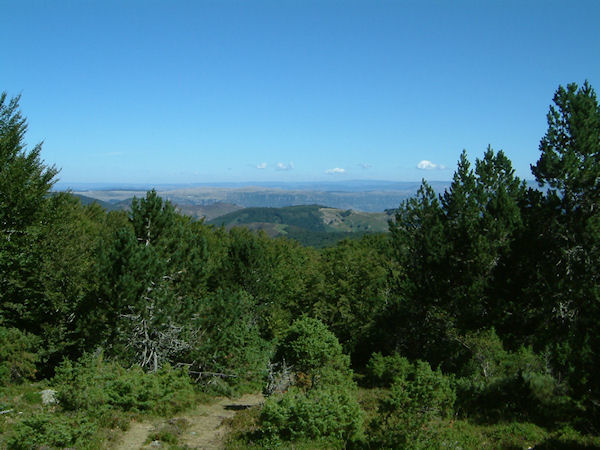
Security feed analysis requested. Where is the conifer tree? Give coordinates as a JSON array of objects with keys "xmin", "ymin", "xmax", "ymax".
[
  {"xmin": 92, "ymin": 191, "xmax": 194, "ymax": 371},
  {"xmin": 387, "ymin": 148, "xmax": 524, "ymax": 370},
  {"xmin": 0, "ymin": 92, "xmax": 58, "ymax": 330},
  {"xmin": 530, "ymin": 81, "xmax": 600, "ymax": 417}
]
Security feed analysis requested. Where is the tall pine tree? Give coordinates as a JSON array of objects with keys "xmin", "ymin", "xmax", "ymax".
[{"xmin": 530, "ymin": 81, "xmax": 600, "ymax": 422}]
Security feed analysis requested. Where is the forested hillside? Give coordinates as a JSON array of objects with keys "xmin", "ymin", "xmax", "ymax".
[
  {"xmin": 207, "ymin": 204, "xmax": 389, "ymax": 246},
  {"xmin": 1, "ymin": 83, "xmax": 600, "ymax": 448}
]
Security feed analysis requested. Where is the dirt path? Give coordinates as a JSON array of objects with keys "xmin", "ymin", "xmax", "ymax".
[
  {"xmin": 115, "ymin": 393, "xmax": 264, "ymax": 449},
  {"xmin": 115, "ymin": 421, "xmax": 155, "ymax": 450}
]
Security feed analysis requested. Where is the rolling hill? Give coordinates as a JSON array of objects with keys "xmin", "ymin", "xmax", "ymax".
[{"xmin": 207, "ymin": 204, "xmax": 391, "ymax": 246}]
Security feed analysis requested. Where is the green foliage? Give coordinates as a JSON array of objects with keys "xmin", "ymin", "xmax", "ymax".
[
  {"xmin": 259, "ymin": 385, "xmax": 363, "ymax": 443},
  {"xmin": 529, "ymin": 81, "xmax": 600, "ymax": 423},
  {"xmin": 274, "ymin": 317, "xmax": 350, "ymax": 383},
  {"xmin": 284, "ymin": 227, "xmax": 373, "ymax": 247},
  {"xmin": 310, "ymin": 235, "xmax": 396, "ymax": 366},
  {"xmin": 188, "ymin": 290, "xmax": 271, "ymax": 389},
  {"xmin": 32, "ymin": 194, "xmax": 107, "ymax": 372},
  {"xmin": 372, "ymin": 360, "xmax": 455, "ymax": 448},
  {"xmin": 455, "ymin": 329, "xmax": 571, "ymax": 423},
  {"xmin": 436, "ymin": 420, "xmax": 548, "ymax": 449},
  {"xmin": 259, "ymin": 318, "xmax": 363, "ymax": 445},
  {"xmin": 130, "ymin": 189, "xmax": 177, "ymax": 246},
  {"xmin": 53, "ymin": 354, "xmax": 195, "ymax": 417},
  {"xmin": 89, "ymin": 191, "xmax": 201, "ymax": 371},
  {"xmin": 386, "ymin": 181, "xmax": 457, "ymax": 367},
  {"xmin": 364, "ymin": 352, "xmax": 412, "ymax": 387},
  {"xmin": 537, "ymin": 425, "xmax": 600, "ymax": 448},
  {"xmin": 0, "ymin": 327, "xmax": 39, "ymax": 384},
  {"xmin": 0, "ymin": 92, "xmax": 58, "ymax": 233},
  {"xmin": 207, "ymin": 204, "xmax": 387, "ymax": 247},
  {"xmin": 532, "ymin": 81, "xmax": 600, "ymax": 209},
  {"xmin": 0, "ymin": 93, "xmax": 79, "ymax": 375},
  {"xmin": 5, "ymin": 412, "xmax": 99, "ymax": 450},
  {"xmin": 215, "ymin": 227, "xmax": 320, "ymax": 339},
  {"xmin": 387, "ymin": 148, "xmax": 525, "ymax": 370}
]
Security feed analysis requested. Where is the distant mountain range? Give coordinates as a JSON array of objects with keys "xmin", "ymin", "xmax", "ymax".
[
  {"xmin": 67, "ymin": 180, "xmax": 452, "ymax": 213},
  {"xmin": 56, "ymin": 179, "xmax": 450, "ymax": 193},
  {"xmin": 65, "ymin": 181, "xmax": 452, "ymax": 246}
]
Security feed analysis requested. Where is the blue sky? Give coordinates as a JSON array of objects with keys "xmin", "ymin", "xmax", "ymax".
[{"xmin": 1, "ymin": 0, "xmax": 599, "ymax": 185}]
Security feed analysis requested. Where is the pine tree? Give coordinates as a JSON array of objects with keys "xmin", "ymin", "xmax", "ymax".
[
  {"xmin": 0, "ymin": 93, "xmax": 58, "ymax": 330},
  {"xmin": 530, "ymin": 81, "xmax": 600, "ymax": 417},
  {"xmin": 387, "ymin": 149, "xmax": 525, "ymax": 370},
  {"xmin": 91, "ymin": 191, "xmax": 195, "ymax": 371}
]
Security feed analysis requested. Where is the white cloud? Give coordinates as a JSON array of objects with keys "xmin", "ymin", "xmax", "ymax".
[
  {"xmin": 359, "ymin": 163, "xmax": 372, "ymax": 169},
  {"xmin": 417, "ymin": 160, "xmax": 446, "ymax": 170},
  {"xmin": 276, "ymin": 162, "xmax": 294, "ymax": 171},
  {"xmin": 256, "ymin": 162, "xmax": 267, "ymax": 169},
  {"xmin": 325, "ymin": 167, "xmax": 346, "ymax": 174}
]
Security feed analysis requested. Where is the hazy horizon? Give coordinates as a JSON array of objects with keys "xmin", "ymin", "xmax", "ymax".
[{"xmin": 54, "ymin": 178, "xmax": 452, "ymax": 191}]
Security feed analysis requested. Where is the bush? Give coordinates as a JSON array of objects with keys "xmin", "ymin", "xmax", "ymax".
[
  {"xmin": 53, "ymin": 353, "xmax": 195, "ymax": 417},
  {"xmin": 187, "ymin": 289, "xmax": 272, "ymax": 391},
  {"xmin": 0, "ymin": 327, "xmax": 40, "ymax": 385},
  {"xmin": 259, "ymin": 317, "xmax": 363, "ymax": 445},
  {"xmin": 455, "ymin": 329, "xmax": 573, "ymax": 423},
  {"xmin": 372, "ymin": 360, "xmax": 455, "ymax": 448},
  {"xmin": 537, "ymin": 425, "xmax": 600, "ymax": 448},
  {"xmin": 6, "ymin": 412, "xmax": 98, "ymax": 449},
  {"xmin": 274, "ymin": 317, "xmax": 350, "ymax": 386},
  {"xmin": 260, "ymin": 385, "xmax": 363, "ymax": 443},
  {"xmin": 434, "ymin": 420, "xmax": 548, "ymax": 449},
  {"xmin": 365, "ymin": 352, "xmax": 412, "ymax": 387}
]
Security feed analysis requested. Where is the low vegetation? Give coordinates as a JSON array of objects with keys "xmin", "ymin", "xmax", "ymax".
[{"xmin": 2, "ymin": 82, "xmax": 600, "ymax": 448}]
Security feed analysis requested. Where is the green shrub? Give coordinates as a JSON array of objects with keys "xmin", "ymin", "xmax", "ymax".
[
  {"xmin": 0, "ymin": 327, "xmax": 40, "ymax": 385},
  {"xmin": 260, "ymin": 318, "xmax": 363, "ymax": 444},
  {"xmin": 372, "ymin": 360, "xmax": 455, "ymax": 448},
  {"xmin": 537, "ymin": 425, "xmax": 600, "ymax": 448},
  {"xmin": 6, "ymin": 412, "xmax": 98, "ymax": 449},
  {"xmin": 260, "ymin": 385, "xmax": 363, "ymax": 443},
  {"xmin": 188, "ymin": 290, "xmax": 272, "ymax": 390},
  {"xmin": 53, "ymin": 353, "xmax": 195, "ymax": 417},
  {"xmin": 365, "ymin": 352, "xmax": 412, "ymax": 387},
  {"xmin": 455, "ymin": 329, "xmax": 573, "ymax": 423},
  {"xmin": 485, "ymin": 422, "xmax": 548, "ymax": 448},
  {"xmin": 274, "ymin": 317, "xmax": 350, "ymax": 386},
  {"xmin": 435, "ymin": 420, "xmax": 549, "ymax": 449}
]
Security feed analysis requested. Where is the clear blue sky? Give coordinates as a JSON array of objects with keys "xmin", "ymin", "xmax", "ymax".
[{"xmin": 1, "ymin": 0, "xmax": 599, "ymax": 185}]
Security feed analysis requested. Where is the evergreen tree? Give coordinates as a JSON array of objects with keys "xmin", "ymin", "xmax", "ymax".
[
  {"xmin": 387, "ymin": 148, "xmax": 524, "ymax": 370},
  {"xmin": 92, "ymin": 191, "xmax": 195, "ymax": 371},
  {"xmin": 530, "ymin": 81, "xmax": 600, "ymax": 420},
  {"xmin": 130, "ymin": 189, "xmax": 176, "ymax": 247},
  {"xmin": 532, "ymin": 81, "xmax": 600, "ymax": 215},
  {"xmin": 445, "ymin": 148, "xmax": 525, "ymax": 331},
  {"xmin": 387, "ymin": 181, "xmax": 455, "ymax": 367},
  {"xmin": 0, "ymin": 93, "xmax": 58, "ymax": 233},
  {"xmin": 0, "ymin": 93, "xmax": 58, "ymax": 329}
]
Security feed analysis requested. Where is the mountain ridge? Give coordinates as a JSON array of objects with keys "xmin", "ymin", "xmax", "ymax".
[{"xmin": 68, "ymin": 180, "xmax": 452, "ymax": 213}]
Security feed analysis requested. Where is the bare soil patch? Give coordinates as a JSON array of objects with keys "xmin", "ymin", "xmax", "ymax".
[{"xmin": 114, "ymin": 393, "xmax": 264, "ymax": 449}]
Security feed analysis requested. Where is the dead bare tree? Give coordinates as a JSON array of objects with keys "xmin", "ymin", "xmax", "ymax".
[{"xmin": 120, "ymin": 283, "xmax": 193, "ymax": 372}]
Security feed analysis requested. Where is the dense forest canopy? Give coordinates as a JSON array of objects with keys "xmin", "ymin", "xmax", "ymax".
[{"xmin": 1, "ymin": 82, "xmax": 600, "ymax": 447}]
